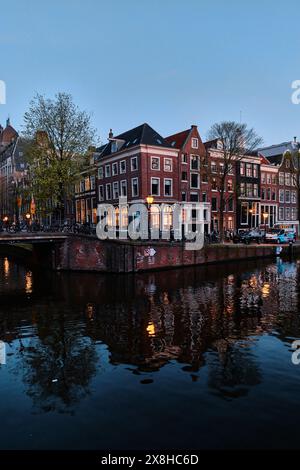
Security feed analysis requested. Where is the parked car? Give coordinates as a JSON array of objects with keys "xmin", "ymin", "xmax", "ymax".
[
  {"xmin": 265, "ymin": 229, "xmax": 282, "ymax": 243},
  {"xmin": 265, "ymin": 228, "xmax": 296, "ymax": 244},
  {"xmin": 235, "ymin": 229, "xmax": 264, "ymax": 244}
]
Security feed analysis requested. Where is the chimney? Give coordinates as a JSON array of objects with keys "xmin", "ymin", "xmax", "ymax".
[
  {"xmin": 6, "ymin": 117, "xmax": 10, "ymax": 127},
  {"xmin": 191, "ymin": 125, "xmax": 197, "ymax": 129},
  {"xmin": 294, "ymin": 136, "xmax": 297, "ymax": 143},
  {"xmin": 108, "ymin": 129, "xmax": 113, "ymax": 139}
]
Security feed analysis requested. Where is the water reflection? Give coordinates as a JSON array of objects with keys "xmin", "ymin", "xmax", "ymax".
[{"xmin": 0, "ymin": 256, "xmax": 300, "ymax": 415}]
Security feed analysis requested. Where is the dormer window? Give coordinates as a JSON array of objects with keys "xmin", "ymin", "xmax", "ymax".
[{"xmin": 111, "ymin": 141, "xmax": 118, "ymax": 153}]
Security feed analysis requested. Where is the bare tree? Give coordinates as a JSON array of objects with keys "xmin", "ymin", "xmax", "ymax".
[
  {"xmin": 207, "ymin": 121, "xmax": 263, "ymax": 242},
  {"xmin": 22, "ymin": 92, "xmax": 97, "ymax": 222}
]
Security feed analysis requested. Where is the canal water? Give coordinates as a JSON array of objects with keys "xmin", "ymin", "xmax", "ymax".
[{"xmin": 0, "ymin": 255, "xmax": 300, "ymax": 450}]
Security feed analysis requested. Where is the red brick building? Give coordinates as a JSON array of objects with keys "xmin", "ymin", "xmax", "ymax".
[
  {"xmin": 165, "ymin": 125, "xmax": 210, "ymax": 232},
  {"xmin": 259, "ymin": 156, "xmax": 278, "ymax": 229},
  {"xmin": 96, "ymin": 123, "xmax": 179, "ymax": 231},
  {"xmin": 203, "ymin": 139, "xmax": 236, "ymax": 232}
]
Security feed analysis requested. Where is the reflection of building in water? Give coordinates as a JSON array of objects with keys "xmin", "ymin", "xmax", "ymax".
[{"xmin": 1, "ymin": 256, "xmax": 300, "ymax": 409}]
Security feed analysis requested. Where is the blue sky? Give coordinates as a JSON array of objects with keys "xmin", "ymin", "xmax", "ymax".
[{"xmin": 0, "ymin": 0, "xmax": 300, "ymax": 146}]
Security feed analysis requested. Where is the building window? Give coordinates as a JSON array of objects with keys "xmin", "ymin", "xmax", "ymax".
[
  {"xmin": 182, "ymin": 171, "xmax": 188, "ymax": 181},
  {"xmin": 98, "ymin": 167, "xmax": 103, "ymax": 179},
  {"xmin": 112, "ymin": 162, "xmax": 118, "ymax": 176},
  {"xmin": 285, "ymin": 173, "xmax": 291, "ymax": 186},
  {"xmin": 292, "ymin": 208, "xmax": 297, "ymax": 220},
  {"xmin": 253, "ymin": 184, "xmax": 258, "ymax": 197},
  {"xmin": 267, "ymin": 174, "xmax": 271, "ymax": 184},
  {"xmin": 261, "ymin": 188, "xmax": 265, "ymax": 199},
  {"xmin": 202, "ymin": 192, "xmax": 207, "ymax": 202},
  {"xmin": 105, "ymin": 165, "xmax": 111, "ymax": 178},
  {"xmin": 253, "ymin": 165, "xmax": 258, "ymax": 178},
  {"xmin": 279, "ymin": 207, "xmax": 284, "ymax": 220},
  {"xmin": 211, "ymin": 162, "xmax": 217, "ymax": 173},
  {"xmin": 190, "ymin": 193, "xmax": 199, "ymax": 202},
  {"xmin": 191, "ymin": 138, "xmax": 198, "ymax": 149},
  {"xmin": 211, "ymin": 197, "xmax": 217, "ymax": 211},
  {"xmin": 164, "ymin": 158, "xmax": 173, "ymax": 172},
  {"xmin": 279, "ymin": 172, "xmax": 284, "ymax": 185},
  {"xmin": 286, "ymin": 207, "xmax": 291, "ymax": 220},
  {"xmin": 240, "ymin": 182, "xmax": 245, "ymax": 196},
  {"xmin": 272, "ymin": 190, "xmax": 276, "ymax": 201},
  {"xmin": 212, "ymin": 178, "xmax": 217, "ymax": 190},
  {"xmin": 227, "ymin": 198, "xmax": 234, "ymax": 212},
  {"xmin": 267, "ymin": 188, "xmax": 271, "ymax": 200},
  {"xmin": 219, "ymin": 163, "xmax": 224, "ymax": 174},
  {"xmin": 131, "ymin": 156, "xmax": 138, "ymax": 171},
  {"xmin": 164, "ymin": 178, "xmax": 173, "ymax": 196},
  {"xmin": 182, "ymin": 153, "xmax": 188, "ymax": 164},
  {"xmin": 190, "ymin": 173, "xmax": 199, "ymax": 189},
  {"xmin": 80, "ymin": 180, "xmax": 85, "ymax": 193},
  {"xmin": 279, "ymin": 189, "xmax": 285, "ymax": 203},
  {"xmin": 106, "ymin": 183, "xmax": 112, "ymax": 200},
  {"xmin": 120, "ymin": 160, "xmax": 126, "ymax": 174},
  {"xmin": 99, "ymin": 185, "xmax": 104, "ymax": 202},
  {"xmin": 227, "ymin": 179, "xmax": 233, "ymax": 191},
  {"xmin": 85, "ymin": 177, "xmax": 91, "ymax": 192},
  {"xmin": 202, "ymin": 172, "xmax": 208, "ymax": 183},
  {"xmin": 240, "ymin": 162, "xmax": 245, "ymax": 175},
  {"xmin": 131, "ymin": 177, "xmax": 139, "ymax": 197},
  {"xmin": 190, "ymin": 155, "xmax": 200, "ymax": 170},
  {"xmin": 151, "ymin": 177, "xmax": 160, "ymax": 196},
  {"xmin": 272, "ymin": 174, "xmax": 277, "ymax": 184},
  {"xmin": 120, "ymin": 180, "xmax": 127, "ymax": 197},
  {"xmin": 246, "ymin": 183, "xmax": 253, "ymax": 197},
  {"xmin": 246, "ymin": 164, "xmax": 252, "ymax": 177},
  {"xmin": 228, "ymin": 164, "xmax": 234, "ymax": 175},
  {"xmin": 285, "ymin": 190, "xmax": 291, "ymax": 203},
  {"xmin": 182, "ymin": 191, "xmax": 186, "ymax": 201},
  {"xmin": 112, "ymin": 181, "xmax": 119, "ymax": 199},
  {"xmin": 151, "ymin": 157, "xmax": 160, "ymax": 170},
  {"xmin": 90, "ymin": 176, "xmax": 95, "ymax": 190},
  {"xmin": 241, "ymin": 202, "xmax": 249, "ymax": 225},
  {"xmin": 292, "ymin": 191, "xmax": 297, "ymax": 203}
]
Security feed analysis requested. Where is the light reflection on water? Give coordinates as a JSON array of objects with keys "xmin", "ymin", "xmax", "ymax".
[{"xmin": 0, "ymin": 255, "xmax": 300, "ymax": 450}]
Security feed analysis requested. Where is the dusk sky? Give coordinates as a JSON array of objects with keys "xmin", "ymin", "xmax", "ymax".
[{"xmin": 1, "ymin": 0, "xmax": 300, "ymax": 146}]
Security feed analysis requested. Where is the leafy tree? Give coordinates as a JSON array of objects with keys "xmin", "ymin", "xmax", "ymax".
[
  {"xmin": 207, "ymin": 121, "xmax": 262, "ymax": 242},
  {"xmin": 22, "ymin": 92, "xmax": 97, "ymax": 222}
]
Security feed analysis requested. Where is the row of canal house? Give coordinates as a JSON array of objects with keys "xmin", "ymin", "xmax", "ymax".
[{"xmin": 72, "ymin": 122, "xmax": 300, "ymax": 235}]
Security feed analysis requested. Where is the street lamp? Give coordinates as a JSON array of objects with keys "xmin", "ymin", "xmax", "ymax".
[
  {"xmin": 146, "ymin": 196, "xmax": 154, "ymax": 238},
  {"xmin": 263, "ymin": 212, "xmax": 268, "ymax": 237}
]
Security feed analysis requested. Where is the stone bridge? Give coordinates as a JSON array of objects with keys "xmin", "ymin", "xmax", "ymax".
[{"xmin": 0, "ymin": 232, "xmax": 284, "ymax": 273}]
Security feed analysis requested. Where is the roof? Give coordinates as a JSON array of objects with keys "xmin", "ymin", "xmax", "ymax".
[
  {"xmin": 257, "ymin": 141, "xmax": 299, "ymax": 159},
  {"xmin": 99, "ymin": 123, "xmax": 171, "ymax": 158},
  {"xmin": 165, "ymin": 129, "xmax": 190, "ymax": 149}
]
